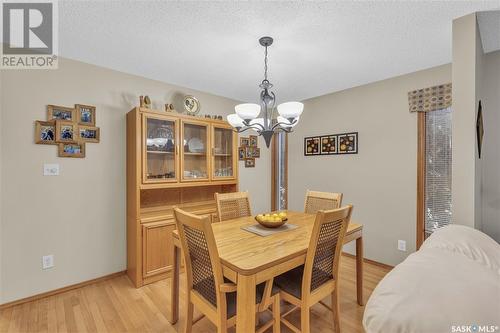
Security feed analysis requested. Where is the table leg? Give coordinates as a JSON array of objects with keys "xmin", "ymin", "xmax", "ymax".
[
  {"xmin": 169, "ymin": 244, "xmax": 180, "ymax": 324},
  {"xmin": 356, "ymin": 236, "xmax": 364, "ymax": 306},
  {"xmin": 236, "ymin": 274, "xmax": 256, "ymax": 333}
]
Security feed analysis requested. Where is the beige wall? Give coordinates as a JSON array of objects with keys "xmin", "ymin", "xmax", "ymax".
[
  {"xmin": 451, "ymin": 13, "xmax": 482, "ymax": 228},
  {"xmin": 0, "ymin": 58, "xmax": 270, "ymax": 304},
  {"xmin": 481, "ymin": 51, "xmax": 500, "ymax": 242},
  {"xmin": 288, "ymin": 64, "xmax": 452, "ymax": 266}
]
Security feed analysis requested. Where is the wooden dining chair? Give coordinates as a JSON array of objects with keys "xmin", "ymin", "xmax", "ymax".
[
  {"xmin": 214, "ymin": 191, "xmax": 252, "ymax": 222},
  {"xmin": 173, "ymin": 207, "xmax": 280, "ymax": 333},
  {"xmin": 274, "ymin": 205, "xmax": 353, "ymax": 333},
  {"xmin": 304, "ymin": 190, "xmax": 343, "ymax": 214}
]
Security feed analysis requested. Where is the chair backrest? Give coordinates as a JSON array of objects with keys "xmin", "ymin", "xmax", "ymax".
[
  {"xmin": 174, "ymin": 207, "xmax": 224, "ymax": 308},
  {"xmin": 304, "ymin": 190, "xmax": 343, "ymax": 214},
  {"xmin": 214, "ymin": 191, "xmax": 252, "ymax": 222},
  {"xmin": 302, "ymin": 205, "xmax": 352, "ymax": 295}
]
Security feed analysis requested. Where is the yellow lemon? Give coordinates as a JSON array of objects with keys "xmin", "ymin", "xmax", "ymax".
[{"xmin": 278, "ymin": 212, "xmax": 287, "ymax": 219}]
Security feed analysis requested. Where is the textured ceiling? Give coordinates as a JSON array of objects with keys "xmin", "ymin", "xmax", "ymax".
[{"xmin": 59, "ymin": 1, "xmax": 500, "ymax": 102}]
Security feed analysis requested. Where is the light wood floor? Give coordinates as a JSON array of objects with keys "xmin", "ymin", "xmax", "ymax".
[{"xmin": 0, "ymin": 256, "xmax": 391, "ymax": 333}]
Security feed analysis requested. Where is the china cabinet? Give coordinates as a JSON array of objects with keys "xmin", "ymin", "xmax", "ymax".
[{"xmin": 127, "ymin": 107, "xmax": 238, "ymax": 287}]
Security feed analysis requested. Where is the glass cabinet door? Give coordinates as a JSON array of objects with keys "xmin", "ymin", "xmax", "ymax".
[
  {"xmin": 212, "ymin": 125, "xmax": 235, "ymax": 179},
  {"xmin": 143, "ymin": 115, "xmax": 178, "ymax": 183},
  {"xmin": 181, "ymin": 121, "xmax": 209, "ymax": 181}
]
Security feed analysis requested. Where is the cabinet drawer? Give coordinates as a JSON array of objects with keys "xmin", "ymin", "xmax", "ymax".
[{"xmin": 142, "ymin": 221, "xmax": 176, "ymax": 278}]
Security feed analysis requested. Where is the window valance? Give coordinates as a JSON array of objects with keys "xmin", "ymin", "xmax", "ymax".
[{"xmin": 408, "ymin": 83, "xmax": 452, "ymax": 112}]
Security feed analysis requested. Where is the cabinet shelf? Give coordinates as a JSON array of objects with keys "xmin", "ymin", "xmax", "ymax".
[
  {"xmin": 147, "ymin": 150, "xmax": 174, "ymax": 155},
  {"xmin": 184, "ymin": 152, "xmax": 206, "ymax": 156}
]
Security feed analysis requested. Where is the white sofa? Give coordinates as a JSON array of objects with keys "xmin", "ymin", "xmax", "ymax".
[{"xmin": 363, "ymin": 225, "xmax": 500, "ymax": 333}]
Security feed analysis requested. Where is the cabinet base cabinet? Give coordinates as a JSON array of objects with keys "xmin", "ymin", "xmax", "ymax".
[{"xmin": 142, "ymin": 221, "xmax": 175, "ymax": 279}]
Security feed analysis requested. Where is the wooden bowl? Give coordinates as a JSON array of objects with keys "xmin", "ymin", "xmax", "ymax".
[{"xmin": 255, "ymin": 217, "xmax": 288, "ymax": 228}]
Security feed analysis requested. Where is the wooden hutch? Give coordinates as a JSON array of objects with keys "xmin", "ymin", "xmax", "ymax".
[{"xmin": 127, "ymin": 107, "xmax": 238, "ymax": 287}]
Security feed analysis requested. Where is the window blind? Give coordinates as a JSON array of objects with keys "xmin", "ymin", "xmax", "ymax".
[{"xmin": 425, "ymin": 107, "xmax": 452, "ymax": 238}]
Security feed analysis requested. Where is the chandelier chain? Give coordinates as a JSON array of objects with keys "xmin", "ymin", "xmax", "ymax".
[{"xmin": 264, "ymin": 45, "xmax": 268, "ymax": 81}]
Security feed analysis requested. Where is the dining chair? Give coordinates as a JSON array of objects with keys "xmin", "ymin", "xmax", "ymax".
[
  {"xmin": 214, "ymin": 191, "xmax": 252, "ymax": 222},
  {"xmin": 274, "ymin": 205, "xmax": 353, "ymax": 333},
  {"xmin": 304, "ymin": 190, "xmax": 343, "ymax": 214},
  {"xmin": 173, "ymin": 207, "xmax": 280, "ymax": 333}
]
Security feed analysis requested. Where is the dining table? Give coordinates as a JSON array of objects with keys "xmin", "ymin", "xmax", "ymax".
[{"xmin": 168, "ymin": 211, "xmax": 364, "ymax": 333}]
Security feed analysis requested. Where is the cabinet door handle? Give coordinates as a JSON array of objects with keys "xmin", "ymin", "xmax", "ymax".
[{"xmin": 175, "ymin": 145, "xmax": 178, "ymax": 155}]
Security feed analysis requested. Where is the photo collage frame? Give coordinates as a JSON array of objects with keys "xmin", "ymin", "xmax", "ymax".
[{"xmin": 35, "ymin": 104, "xmax": 100, "ymax": 158}]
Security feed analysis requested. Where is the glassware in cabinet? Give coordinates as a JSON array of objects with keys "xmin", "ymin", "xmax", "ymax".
[
  {"xmin": 212, "ymin": 125, "xmax": 235, "ymax": 179},
  {"xmin": 181, "ymin": 121, "xmax": 209, "ymax": 181},
  {"xmin": 143, "ymin": 115, "xmax": 178, "ymax": 183}
]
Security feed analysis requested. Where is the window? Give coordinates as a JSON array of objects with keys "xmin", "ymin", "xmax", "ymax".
[{"xmin": 417, "ymin": 107, "xmax": 452, "ymax": 247}]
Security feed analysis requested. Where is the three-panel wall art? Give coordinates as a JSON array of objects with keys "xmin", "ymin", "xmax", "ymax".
[{"xmin": 304, "ymin": 132, "xmax": 358, "ymax": 156}]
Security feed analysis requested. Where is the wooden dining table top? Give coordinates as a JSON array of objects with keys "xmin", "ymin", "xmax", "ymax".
[{"xmin": 172, "ymin": 211, "xmax": 363, "ymax": 276}]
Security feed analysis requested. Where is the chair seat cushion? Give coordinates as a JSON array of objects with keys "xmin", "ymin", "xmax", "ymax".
[
  {"xmin": 225, "ymin": 281, "xmax": 279, "ymax": 318},
  {"xmin": 274, "ymin": 265, "xmax": 333, "ymax": 299}
]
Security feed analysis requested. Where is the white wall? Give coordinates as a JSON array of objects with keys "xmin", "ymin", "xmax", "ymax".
[
  {"xmin": 0, "ymin": 58, "xmax": 270, "ymax": 304},
  {"xmin": 481, "ymin": 50, "xmax": 500, "ymax": 242},
  {"xmin": 289, "ymin": 64, "xmax": 451, "ymax": 266},
  {"xmin": 451, "ymin": 13, "xmax": 482, "ymax": 229}
]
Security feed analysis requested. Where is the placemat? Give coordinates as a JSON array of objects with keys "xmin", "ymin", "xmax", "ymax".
[{"xmin": 241, "ymin": 223, "xmax": 299, "ymax": 237}]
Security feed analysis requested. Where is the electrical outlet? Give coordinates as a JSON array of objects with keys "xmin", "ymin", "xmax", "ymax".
[
  {"xmin": 42, "ymin": 255, "xmax": 54, "ymax": 269},
  {"xmin": 398, "ymin": 240, "xmax": 406, "ymax": 252},
  {"xmin": 43, "ymin": 164, "xmax": 59, "ymax": 176}
]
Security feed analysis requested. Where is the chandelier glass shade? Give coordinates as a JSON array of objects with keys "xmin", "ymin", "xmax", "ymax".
[{"xmin": 227, "ymin": 36, "xmax": 304, "ymax": 147}]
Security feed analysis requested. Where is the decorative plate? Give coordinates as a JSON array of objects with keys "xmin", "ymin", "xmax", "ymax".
[
  {"xmin": 188, "ymin": 137, "xmax": 204, "ymax": 153},
  {"xmin": 183, "ymin": 95, "xmax": 201, "ymax": 115}
]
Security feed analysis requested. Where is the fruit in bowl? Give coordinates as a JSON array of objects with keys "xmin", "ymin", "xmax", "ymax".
[{"xmin": 255, "ymin": 212, "xmax": 288, "ymax": 228}]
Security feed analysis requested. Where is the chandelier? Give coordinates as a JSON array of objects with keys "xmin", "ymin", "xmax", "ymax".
[{"xmin": 227, "ymin": 36, "xmax": 304, "ymax": 148}]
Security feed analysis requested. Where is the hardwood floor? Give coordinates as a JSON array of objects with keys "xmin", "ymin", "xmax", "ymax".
[{"xmin": 0, "ymin": 256, "xmax": 391, "ymax": 333}]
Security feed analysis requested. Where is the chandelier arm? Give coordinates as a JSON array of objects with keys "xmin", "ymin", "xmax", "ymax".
[
  {"xmin": 278, "ymin": 127, "xmax": 293, "ymax": 133},
  {"xmin": 271, "ymin": 119, "xmax": 298, "ymax": 131},
  {"xmin": 233, "ymin": 125, "xmax": 264, "ymax": 134}
]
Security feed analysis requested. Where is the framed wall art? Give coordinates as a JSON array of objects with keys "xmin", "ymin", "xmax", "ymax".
[
  {"xmin": 304, "ymin": 136, "xmax": 320, "ymax": 156},
  {"xmin": 35, "ymin": 120, "xmax": 56, "ymax": 145},
  {"xmin": 238, "ymin": 147, "xmax": 246, "ymax": 160},
  {"xmin": 58, "ymin": 142, "xmax": 86, "ymax": 158},
  {"xmin": 55, "ymin": 120, "xmax": 77, "ymax": 143},
  {"xmin": 47, "ymin": 105, "xmax": 75, "ymax": 122},
  {"xmin": 320, "ymin": 135, "xmax": 337, "ymax": 154},
  {"xmin": 78, "ymin": 125, "xmax": 100, "ymax": 143},
  {"xmin": 75, "ymin": 104, "xmax": 96, "ymax": 126},
  {"xmin": 244, "ymin": 158, "xmax": 255, "ymax": 168},
  {"xmin": 251, "ymin": 147, "xmax": 260, "ymax": 158},
  {"xmin": 249, "ymin": 135, "xmax": 258, "ymax": 147},
  {"xmin": 338, "ymin": 132, "xmax": 358, "ymax": 154},
  {"xmin": 240, "ymin": 137, "xmax": 249, "ymax": 147}
]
